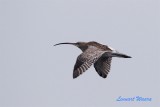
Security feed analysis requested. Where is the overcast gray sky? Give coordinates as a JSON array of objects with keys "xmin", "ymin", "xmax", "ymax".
[{"xmin": 0, "ymin": 0, "xmax": 160, "ymax": 107}]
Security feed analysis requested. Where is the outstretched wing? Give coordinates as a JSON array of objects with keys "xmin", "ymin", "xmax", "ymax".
[
  {"xmin": 94, "ymin": 55, "xmax": 112, "ymax": 78},
  {"xmin": 73, "ymin": 57, "xmax": 94, "ymax": 78},
  {"xmin": 73, "ymin": 47, "xmax": 106, "ymax": 79}
]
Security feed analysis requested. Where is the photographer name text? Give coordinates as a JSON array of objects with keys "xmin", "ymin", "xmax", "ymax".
[{"xmin": 116, "ymin": 96, "xmax": 152, "ymax": 102}]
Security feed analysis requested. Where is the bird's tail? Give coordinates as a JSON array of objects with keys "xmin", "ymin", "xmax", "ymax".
[{"xmin": 111, "ymin": 52, "xmax": 132, "ymax": 58}]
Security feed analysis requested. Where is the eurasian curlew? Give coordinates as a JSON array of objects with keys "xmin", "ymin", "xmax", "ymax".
[{"xmin": 54, "ymin": 41, "xmax": 131, "ymax": 79}]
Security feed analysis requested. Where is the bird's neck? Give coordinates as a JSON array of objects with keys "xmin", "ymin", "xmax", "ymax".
[{"xmin": 79, "ymin": 45, "xmax": 88, "ymax": 52}]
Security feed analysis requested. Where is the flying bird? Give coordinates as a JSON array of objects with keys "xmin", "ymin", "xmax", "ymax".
[{"xmin": 54, "ymin": 41, "xmax": 131, "ymax": 79}]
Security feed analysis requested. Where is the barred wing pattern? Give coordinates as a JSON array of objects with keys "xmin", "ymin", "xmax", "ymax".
[
  {"xmin": 73, "ymin": 46, "xmax": 106, "ymax": 78},
  {"xmin": 73, "ymin": 57, "xmax": 97, "ymax": 78},
  {"xmin": 94, "ymin": 56, "xmax": 112, "ymax": 78}
]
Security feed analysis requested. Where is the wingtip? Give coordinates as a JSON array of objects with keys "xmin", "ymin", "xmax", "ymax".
[
  {"xmin": 101, "ymin": 75, "xmax": 107, "ymax": 78},
  {"xmin": 73, "ymin": 75, "xmax": 78, "ymax": 79},
  {"xmin": 73, "ymin": 76, "xmax": 77, "ymax": 79}
]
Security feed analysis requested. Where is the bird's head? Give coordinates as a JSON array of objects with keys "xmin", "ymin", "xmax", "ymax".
[{"xmin": 54, "ymin": 42, "xmax": 88, "ymax": 52}]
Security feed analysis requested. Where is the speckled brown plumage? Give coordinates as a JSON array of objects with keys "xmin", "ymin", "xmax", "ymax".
[{"xmin": 54, "ymin": 41, "xmax": 131, "ymax": 79}]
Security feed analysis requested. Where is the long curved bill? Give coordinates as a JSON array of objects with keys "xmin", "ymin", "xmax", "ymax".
[{"xmin": 54, "ymin": 42, "xmax": 76, "ymax": 46}]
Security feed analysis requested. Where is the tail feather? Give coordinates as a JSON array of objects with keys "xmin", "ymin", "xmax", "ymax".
[{"xmin": 112, "ymin": 53, "xmax": 132, "ymax": 58}]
